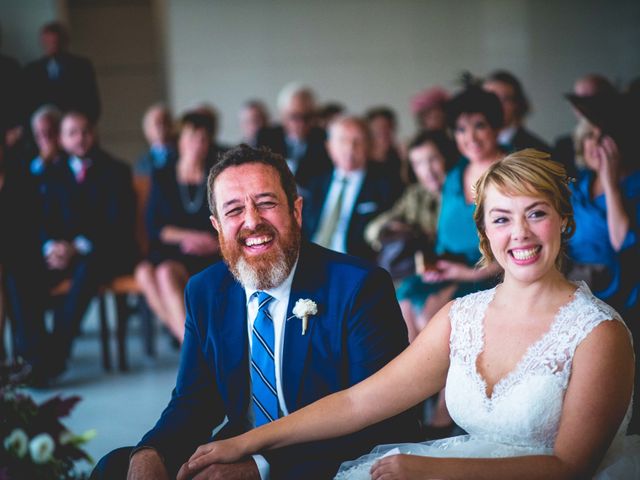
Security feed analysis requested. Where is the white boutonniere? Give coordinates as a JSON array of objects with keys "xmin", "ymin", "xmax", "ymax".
[{"xmin": 292, "ymin": 299, "xmax": 318, "ymax": 335}]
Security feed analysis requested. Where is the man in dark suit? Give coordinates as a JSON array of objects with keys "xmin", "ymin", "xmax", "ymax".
[
  {"xmin": 257, "ymin": 83, "xmax": 331, "ymax": 188},
  {"xmin": 24, "ymin": 21, "xmax": 101, "ymax": 123},
  {"xmin": 92, "ymin": 144, "xmax": 417, "ymax": 480},
  {"xmin": 303, "ymin": 116, "xmax": 400, "ymax": 262},
  {"xmin": 40, "ymin": 111, "xmax": 135, "ymax": 377},
  {"xmin": 483, "ymin": 70, "xmax": 550, "ymax": 153}
]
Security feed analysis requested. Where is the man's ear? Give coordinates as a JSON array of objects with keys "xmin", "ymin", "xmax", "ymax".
[
  {"xmin": 293, "ymin": 196, "xmax": 303, "ymax": 228},
  {"xmin": 210, "ymin": 215, "xmax": 220, "ymax": 232}
]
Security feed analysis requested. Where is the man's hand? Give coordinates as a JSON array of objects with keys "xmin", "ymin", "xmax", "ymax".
[
  {"xmin": 127, "ymin": 449, "xmax": 170, "ymax": 480},
  {"xmin": 45, "ymin": 240, "xmax": 76, "ymax": 270},
  {"xmin": 180, "ymin": 232, "xmax": 219, "ymax": 256},
  {"xmin": 177, "ymin": 457, "xmax": 259, "ymax": 480}
]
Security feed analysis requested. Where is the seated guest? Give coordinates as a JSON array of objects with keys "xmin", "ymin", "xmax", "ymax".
[
  {"xmin": 134, "ymin": 111, "xmax": 220, "ymax": 343},
  {"xmin": 365, "ymin": 106, "xmax": 405, "ymax": 187},
  {"xmin": 91, "ymin": 144, "xmax": 418, "ymax": 480},
  {"xmin": 565, "ymin": 93, "xmax": 640, "ymax": 433},
  {"xmin": 409, "ymin": 86, "xmax": 450, "ymax": 134},
  {"xmin": 364, "ymin": 130, "xmax": 458, "ymax": 341},
  {"xmin": 39, "ymin": 111, "xmax": 136, "ymax": 377},
  {"xmin": 181, "ymin": 151, "xmax": 640, "ymax": 480},
  {"xmin": 257, "ymin": 82, "xmax": 331, "ymax": 188},
  {"xmin": 238, "ymin": 99, "xmax": 270, "ymax": 147},
  {"xmin": 302, "ymin": 116, "xmax": 400, "ymax": 262},
  {"xmin": 553, "ymin": 73, "xmax": 617, "ymax": 177},
  {"xmin": 134, "ymin": 102, "xmax": 176, "ymax": 177},
  {"xmin": 483, "ymin": 69, "xmax": 550, "ymax": 153}
]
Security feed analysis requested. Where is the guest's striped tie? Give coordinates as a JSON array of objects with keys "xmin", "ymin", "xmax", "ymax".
[{"xmin": 251, "ymin": 291, "xmax": 278, "ymax": 426}]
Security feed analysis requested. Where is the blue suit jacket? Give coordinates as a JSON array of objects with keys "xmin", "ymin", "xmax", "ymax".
[{"xmin": 138, "ymin": 242, "xmax": 418, "ymax": 478}]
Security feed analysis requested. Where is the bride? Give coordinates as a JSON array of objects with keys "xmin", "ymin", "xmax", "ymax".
[{"xmin": 178, "ymin": 150, "xmax": 639, "ymax": 479}]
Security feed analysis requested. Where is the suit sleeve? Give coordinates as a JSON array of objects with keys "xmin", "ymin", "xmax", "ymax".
[
  {"xmin": 136, "ymin": 283, "xmax": 227, "ymax": 475},
  {"xmin": 262, "ymin": 267, "xmax": 420, "ymax": 479}
]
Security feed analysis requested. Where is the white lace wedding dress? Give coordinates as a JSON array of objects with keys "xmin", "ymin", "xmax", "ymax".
[{"xmin": 335, "ymin": 282, "xmax": 640, "ymax": 479}]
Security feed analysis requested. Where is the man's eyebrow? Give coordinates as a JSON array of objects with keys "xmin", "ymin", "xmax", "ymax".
[{"xmin": 221, "ymin": 192, "xmax": 278, "ymax": 210}]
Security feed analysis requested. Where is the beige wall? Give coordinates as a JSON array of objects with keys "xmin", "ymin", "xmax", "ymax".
[
  {"xmin": 166, "ymin": 0, "xmax": 640, "ymax": 146},
  {"xmin": 3, "ymin": 0, "xmax": 639, "ymax": 154}
]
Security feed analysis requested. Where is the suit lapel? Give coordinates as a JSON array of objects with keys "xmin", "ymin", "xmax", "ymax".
[
  {"xmin": 217, "ymin": 279, "xmax": 251, "ymax": 419},
  {"xmin": 281, "ymin": 243, "xmax": 322, "ymax": 410}
]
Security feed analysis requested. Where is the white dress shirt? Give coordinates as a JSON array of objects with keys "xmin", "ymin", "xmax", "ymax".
[{"xmin": 245, "ymin": 259, "xmax": 298, "ymax": 479}]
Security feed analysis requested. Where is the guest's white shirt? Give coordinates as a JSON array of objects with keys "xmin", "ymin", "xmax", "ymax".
[
  {"xmin": 316, "ymin": 168, "xmax": 366, "ymax": 253},
  {"xmin": 244, "ymin": 259, "xmax": 298, "ymax": 479}
]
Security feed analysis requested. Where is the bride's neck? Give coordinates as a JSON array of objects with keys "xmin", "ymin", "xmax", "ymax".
[{"xmin": 497, "ymin": 271, "xmax": 575, "ymax": 314}]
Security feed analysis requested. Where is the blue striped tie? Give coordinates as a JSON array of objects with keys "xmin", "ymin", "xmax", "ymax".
[{"xmin": 251, "ymin": 291, "xmax": 278, "ymax": 426}]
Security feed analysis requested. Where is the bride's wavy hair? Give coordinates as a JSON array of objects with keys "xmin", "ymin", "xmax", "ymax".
[{"xmin": 473, "ymin": 149, "xmax": 575, "ymax": 271}]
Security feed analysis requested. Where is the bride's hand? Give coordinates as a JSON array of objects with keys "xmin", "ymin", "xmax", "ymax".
[
  {"xmin": 370, "ymin": 454, "xmax": 438, "ymax": 480},
  {"xmin": 176, "ymin": 438, "xmax": 246, "ymax": 480}
]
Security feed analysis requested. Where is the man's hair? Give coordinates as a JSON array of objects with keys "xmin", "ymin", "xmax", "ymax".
[
  {"xmin": 31, "ymin": 104, "xmax": 62, "ymax": 132},
  {"xmin": 445, "ymin": 86, "xmax": 504, "ymax": 131},
  {"xmin": 40, "ymin": 21, "xmax": 69, "ymax": 43},
  {"xmin": 327, "ymin": 115, "xmax": 371, "ymax": 144},
  {"xmin": 407, "ymin": 129, "xmax": 459, "ymax": 172},
  {"xmin": 485, "ymin": 70, "xmax": 530, "ymax": 119},
  {"xmin": 365, "ymin": 106, "xmax": 397, "ymax": 130},
  {"xmin": 207, "ymin": 144, "xmax": 298, "ymax": 218},
  {"xmin": 61, "ymin": 110, "xmax": 94, "ymax": 128},
  {"xmin": 276, "ymin": 82, "xmax": 316, "ymax": 112},
  {"xmin": 142, "ymin": 102, "xmax": 171, "ymax": 129},
  {"xmin": 179, "ymin": 111, "xmax": 215, "ymax": 138}
]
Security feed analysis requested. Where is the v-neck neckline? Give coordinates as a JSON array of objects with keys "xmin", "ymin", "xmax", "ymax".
[{"xmin": 472, "ymin": 284, "xmax": 581, "ymax": 402}]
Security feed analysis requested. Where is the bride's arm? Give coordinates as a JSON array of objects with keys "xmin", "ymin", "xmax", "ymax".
[
  {"xmin": 176, "ymin": 301, "xmax": 454, "ymax": 478},
  {"xmin": 371, "ymin": 318, "xmax": 635, "ymax": 480}
]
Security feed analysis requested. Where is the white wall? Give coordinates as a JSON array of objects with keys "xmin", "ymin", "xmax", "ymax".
[{"xmin": 166, "ymin": 0, "xmax": 640, "ymax": 146}]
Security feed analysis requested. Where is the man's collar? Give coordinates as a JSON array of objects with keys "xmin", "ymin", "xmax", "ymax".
[
  {"xmin": 245, "ymin": 256, "xmax": 299, "ymax": 306},
  {"xmin": 334, "ymin": 167, "xmax": 365, "ymax": 181}
]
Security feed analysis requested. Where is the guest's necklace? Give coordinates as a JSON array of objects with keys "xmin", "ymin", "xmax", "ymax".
[{"xmin": 178, "ymin": 180, "xmax": 206, "ymax": 214}]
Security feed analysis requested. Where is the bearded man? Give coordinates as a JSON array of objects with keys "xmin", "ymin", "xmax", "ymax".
[{"xmin": 91, "ymin": 145, "xmax": 417, "ymax": 480}]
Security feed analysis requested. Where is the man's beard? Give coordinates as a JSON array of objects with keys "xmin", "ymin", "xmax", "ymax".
[{"xmin": 219, "ymin": 220, "xmax": 300, "ymax": 291}]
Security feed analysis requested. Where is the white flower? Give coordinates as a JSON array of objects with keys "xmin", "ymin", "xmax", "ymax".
[
  {"xmin": 29, "ymin": 433, "xmax": 55, "ymax": 464},
  {"xmin": 4, "ymin": 428, "xmax": 28, "ymax": 458},
  {"xmin": 292, "ymin": 299, "xmax": 318, "ymax": 335}
]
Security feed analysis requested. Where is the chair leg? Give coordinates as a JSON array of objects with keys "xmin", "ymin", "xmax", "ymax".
[
  {"xmin": 115, "ymin": 294, "xmax": 129, "ymax": 371},
  {"xmin": 139, "ymin": 297, "xmax": 157, "ymax": 358},
  {"xmin": 98, "ymin": 295, "xmax": 112, "ymax": 371}
]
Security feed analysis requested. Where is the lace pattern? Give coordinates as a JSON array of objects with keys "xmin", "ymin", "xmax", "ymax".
[{"xmin": 446, "ymin": 281, "xmax": 632, "ymax": 448}]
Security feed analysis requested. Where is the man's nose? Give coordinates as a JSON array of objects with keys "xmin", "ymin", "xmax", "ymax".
[{"xmin": 243, "ymin": 203, "xmax": 261, "ymax": 228}]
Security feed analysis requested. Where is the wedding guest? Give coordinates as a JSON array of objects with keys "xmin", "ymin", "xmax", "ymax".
[
  {"xmin": 302, "ymin": 116, "xmax": 400, "ymax": 262},
  {"xmin": 483, "ymin": 70, "xmax": 550, "ymax": 153},
  {"xmin": 39, "ymin": 111, "xmax": 136, "ymax": 377},
  {"xmin": 257, "ymin": 82, "xmax": 332, "ymax": 188},
  {"xmin": 24, "ymin": 21, "xmax": 100, "ymax": 122},
  {"xmin": 409, "ymin": 86, "xmax": 450, "ymax": 134},
  {"xmin": 365, "ymin": 106, "xmax": 405, "ymax": 188},
  {"xmin": 91, "ymin": 144, "xmax": 418, "ymax": 480},
  {"xmin": 239, "ymin": 99, "xmax": 270, "ymax": 147},
  {"xmin": 134, "ymin": 111, "xmax": 220, "ymax": 343},
  {"xmin": 364, "ymin": 130, "xmax": 458, "ymax": 341},
  {"xmin": 134, "ymin": 103, "xmax": 176, "ymax": 177},
  {"xmin": 553, "ymin": 73, "xmax": 617, "ymax": 177},
  {"xmin": 182, "ymin": 150, "xmax": 639, "ymax": 480}
]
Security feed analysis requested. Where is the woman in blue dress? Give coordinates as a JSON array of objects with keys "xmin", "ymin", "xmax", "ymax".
[{"xmin": 134, "ymin": 112, "xmax": 220, "ymax": 343}]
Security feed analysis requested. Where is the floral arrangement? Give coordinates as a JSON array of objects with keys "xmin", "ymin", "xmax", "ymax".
[
  {"xmin": 0, "ymin": 362, "xmax": 95, "ymax": 480},
  {"xmin": 292, "ymin": 299, "xmax": 318, "ymax": 335}
]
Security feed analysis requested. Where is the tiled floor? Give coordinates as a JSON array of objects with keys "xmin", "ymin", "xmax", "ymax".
[{"xmin": 22, "ymin": 296, "xmax": 182, "ymax": 476}]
